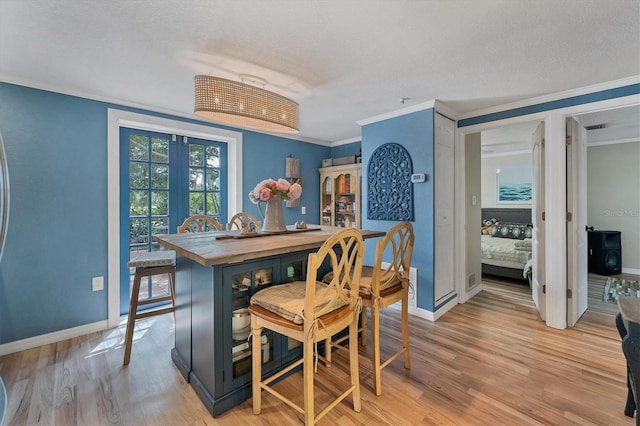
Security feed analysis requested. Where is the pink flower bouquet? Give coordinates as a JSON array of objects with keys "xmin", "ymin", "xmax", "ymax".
[{"xmin": 248, "ymin": 178, "xmax": 302, "ymax": 204}]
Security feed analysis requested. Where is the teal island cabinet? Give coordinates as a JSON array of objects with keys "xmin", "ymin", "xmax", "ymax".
[{"xmin": 154, "ymin": 225, "xmax": 384, "ymax": 416}]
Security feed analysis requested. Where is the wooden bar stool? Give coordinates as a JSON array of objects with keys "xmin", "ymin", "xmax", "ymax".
[
  {"xmin": 249, "ymin": 228, "xmax": 364, "ymax": 425},
  {"xmin": 123, "ymin": 250, "xmax": 176, "ymax": 365},
  {"xmin": 324, "ymin": 221, "xmax": 414, "ymax": 396}
]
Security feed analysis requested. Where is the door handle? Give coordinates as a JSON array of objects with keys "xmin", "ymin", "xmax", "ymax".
[{"xmin": 585, "ymin": 225, "xmax": 594, "ymax": 232}]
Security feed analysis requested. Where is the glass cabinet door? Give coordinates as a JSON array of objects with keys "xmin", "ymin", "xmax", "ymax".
[
  {"xmin": 334, "ymin": 173, "xmax": 357, "ymax": 228},
  {"xmin": 224, "ymin": 260, "xmax": 280, "ymax": 393},
  {"xmin": 321, "ymin": 176, "xmax": 333, "ymax": 226}
]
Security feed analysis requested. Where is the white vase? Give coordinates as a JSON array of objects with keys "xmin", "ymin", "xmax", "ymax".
[{"xmin": 257, "ymin": 195, "xmax": 287, "ymax": 233}]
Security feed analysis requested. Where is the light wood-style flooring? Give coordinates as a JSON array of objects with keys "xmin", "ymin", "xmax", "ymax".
[{"xmin": 0, "ymin": 275, "xmax": 635, "ymax": 425}]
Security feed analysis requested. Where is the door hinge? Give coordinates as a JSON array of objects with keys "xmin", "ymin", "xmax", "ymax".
[
  {"xmin": 566, "ymin": 136, "xmax": 572, "ymax": 145},
  {"xmin": 542, "ymin": 138, "xmax": 545, "ymax": 148},
  {"xmin": 567, "ymin": 212, "xmax": 572, "ymax": 222},
  {"xmin": 543, "ymin": 284, "xmax": 546, "ymax": 294},
  {"xmin": 567, "ymin": 289, "xmax": 572, "ymax": 298},
  {"xmin": 542, "ymin": 211, "xmax": 545, "ymax": 221}
]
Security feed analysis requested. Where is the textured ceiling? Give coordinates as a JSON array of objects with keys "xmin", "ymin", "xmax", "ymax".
[{"xmin": 0, "ymin": 0, "xmax": 638, "ymax": 144}]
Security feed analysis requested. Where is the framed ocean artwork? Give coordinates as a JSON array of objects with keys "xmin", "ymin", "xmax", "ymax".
[{"xmin": 496, "ymin": 164, "xmax": 532, "ymax": 204}]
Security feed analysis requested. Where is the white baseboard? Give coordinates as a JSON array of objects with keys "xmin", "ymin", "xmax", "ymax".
[
  {"xmin": 623, "ymin": 267, "xmax": 640, "ymax": 276},
  {"xmin": 0, "ymin": 320, "xmax": 111, "ymax": 356},
  {"xmin": 387, "ymin": 296, "xmax": 459, "ymax": 322}
]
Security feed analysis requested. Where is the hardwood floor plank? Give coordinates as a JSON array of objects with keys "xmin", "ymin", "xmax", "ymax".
[{"xmin": 1, "ymin": 274, "xmax": 637, "ymax": 425}]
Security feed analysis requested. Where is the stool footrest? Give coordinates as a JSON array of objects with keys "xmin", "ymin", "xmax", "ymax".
[
  {"xmin": 137, "ymin": 295, "xmax": 173, "ymax": 307},
  {"xmin": 135, "ymin": 306, "xmax": 175, "ymax": 320}
]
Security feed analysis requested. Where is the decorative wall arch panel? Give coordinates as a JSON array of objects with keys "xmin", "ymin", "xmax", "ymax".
[{"xmin": 367, "ymin": 142, "xmax": 413, "ymax": 221}]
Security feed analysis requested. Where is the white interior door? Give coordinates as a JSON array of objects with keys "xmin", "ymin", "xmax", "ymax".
[
  {"xmin": 566, "ymin": 117, "xmax": 588, "ymax": 326},
  {"xmin": 531, "ymin": 122, "xmax": 546, "ymax": 321},
  {"xmin": 434, "ymin": 113, "xmax": 456, "ymax": 304}
]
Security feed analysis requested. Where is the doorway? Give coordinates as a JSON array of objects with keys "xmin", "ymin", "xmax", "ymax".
[
  {"xmin": 106, "ymin": 109, "xmax": 243, "ymax": 328},
  {"xmin": 477, "ymin": 120, "xmax": 542, "ymax": 317},
  {"xmin": 460, "ymin": 103, "xmax": 640, "ymax": 329},
  {"xmin": 119, "ymin": 127, "xmax": 228, "ymax": 315},
  {"xmin": 567, "ymin": 105, "xmax": 640, "ymax": 321}
]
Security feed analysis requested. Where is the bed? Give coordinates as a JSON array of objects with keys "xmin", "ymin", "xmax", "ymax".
[{"xmin": 481, "ymin": 208, "xmax": 532, "ymax": 282}]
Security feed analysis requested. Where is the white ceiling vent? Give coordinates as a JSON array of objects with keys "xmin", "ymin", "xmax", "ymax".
[{"xmin": 585, "ymin": 124, "xmax": 606, "ymax": 131}]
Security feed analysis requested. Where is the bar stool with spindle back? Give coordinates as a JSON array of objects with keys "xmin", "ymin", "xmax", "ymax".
[{"xmin": 123, "ymin": 250, "xmax": 176, "ymax": 365}]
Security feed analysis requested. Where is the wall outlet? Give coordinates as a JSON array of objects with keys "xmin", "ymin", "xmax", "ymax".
[
  {"xmin": 301, "ymin": 206, "xmax": 306, "ymax": 215},
  {"xmin": 92, "ymin": 276, "xmax": 104, "ymax": 292}
]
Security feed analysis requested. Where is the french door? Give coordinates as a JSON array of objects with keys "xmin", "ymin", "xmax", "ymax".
[{"xmin": 119, "ymin": 128, "xmax": 227, "ymax": 314}]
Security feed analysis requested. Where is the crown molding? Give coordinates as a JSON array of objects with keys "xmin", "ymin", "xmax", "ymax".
[
  {"xmin": 357, "ymin": 100, "xmax": 437, "ymax": 127},
  {"xmin": 460, "ymin": 75, "xmax": 640, "ymax": 120}
]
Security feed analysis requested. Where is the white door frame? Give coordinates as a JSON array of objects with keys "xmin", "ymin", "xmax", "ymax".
[
  {"xmin": 107, "ymin": 109, "xmax": 243, "ymax": 328},
  {"xmin": 454, "ymin": 93, "xmax": 640, "ymax": 329}
]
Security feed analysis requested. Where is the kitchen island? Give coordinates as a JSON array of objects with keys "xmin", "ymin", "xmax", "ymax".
[{"xmin": 154, "ymin": 225, "xmax": 384, "ymax": 416}]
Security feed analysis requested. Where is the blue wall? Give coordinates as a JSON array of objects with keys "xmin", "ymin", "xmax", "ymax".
[
  {"xmin": 361, "ymin": 109, "xmax": 435, "ymax": 311},
  {"xmin": 242, "ymin": 132, "xmax": 328, "ymax": 225},
  {"xmin": 330, "ymin": 141, "xmax": 361, "ymax": 159},
  {"xmin": 0, "ymin": 82, "xmax": 329, "ymax": 344}
]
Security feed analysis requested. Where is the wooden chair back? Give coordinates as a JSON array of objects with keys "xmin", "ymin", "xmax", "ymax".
[
  {"xmin": 177, "ymin": 214, "xmax": 223, "ymax": 233},
  {"xmin": 227, "ymin": 212, "xmax": 262, "ymax": 231},
  {"xmin": 306, "ymin": 228, "xmax": 364, "ymax": 323},
  {"xmin": 370, "ymin": 221, "xmax": 414, "ymax": 296}
]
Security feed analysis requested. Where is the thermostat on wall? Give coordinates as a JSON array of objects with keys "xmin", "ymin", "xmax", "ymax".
[{"xmin": 411, "ymin": 173, "xmax": 426, "ymax": 183}]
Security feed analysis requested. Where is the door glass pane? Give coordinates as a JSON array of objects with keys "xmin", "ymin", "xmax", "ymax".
[
  {"xmin": 129, "ymin": 191, "xmax": 149, "ymax": 215},
  {"xmin": 206, "ymin": 168, "xmax": 219, "ymax": 190},
  {"xmin": 151, "ymin": 164, "xmax": 169, "ymax": 189},
  {"xmin": 189, "ymin": 144, "xmax": 204, "ymax": 166},
  {"xmin": 189, "ymin": 193, "xmax": 204, "ymax": 215},
  {"xmin": 189, "ymin": 168, "xmax": 204, "ymax": 190},
  {"xmin": 151, "ymin": 217, "xmax": 168, "ymax": 236},
  {"xmin": 151, "ymin": 191, "xmax": 168, "ymax": 215},
  {"xmin": 205, "ymin": 193, "xmax": 220, "ymax": 216},
  {"xmin": 206, "ymin": 146, "xmax": 220, "ymax": 167},
  {"xmin": 129, "ymin": 135, "xmax": 148, "ymax": 161},
  {"xmin": 130, "ymin": 218, "xmax": 149, "ymax": 245},
  {"xmin": 130, "ymin": 163, "xmax": 148, "ymax": 189},
  {"xmin": 151, "ymin": 137, "xmax": 169, "ymax": 162}
]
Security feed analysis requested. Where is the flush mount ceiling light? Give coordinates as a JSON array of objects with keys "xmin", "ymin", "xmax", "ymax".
[{"xmin": 194, "ymin": 74, "xmax": 299, "ymax": 134}]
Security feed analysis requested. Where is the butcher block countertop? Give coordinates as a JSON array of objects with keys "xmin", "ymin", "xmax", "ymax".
[{"xmin": 154, "ymin": 225, "xmax": 385, "ymax": 267}]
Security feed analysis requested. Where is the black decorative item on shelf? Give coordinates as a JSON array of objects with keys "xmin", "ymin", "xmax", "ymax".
[
  {"xmin": 367, "ymin": 142, "xmax": 413, "ymax": 221},
  {"xmin": 588, "ymin": 230, "xmax": 622, "ymax": 275}
]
